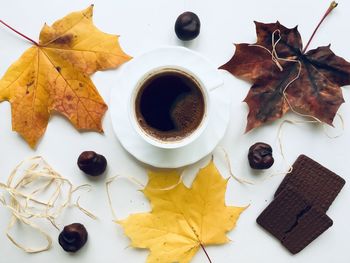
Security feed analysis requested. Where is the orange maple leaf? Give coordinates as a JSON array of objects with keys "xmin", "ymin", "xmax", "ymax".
[{"xmin": 0, "ymin": 5, "xmax": 131, "ymax": 147}]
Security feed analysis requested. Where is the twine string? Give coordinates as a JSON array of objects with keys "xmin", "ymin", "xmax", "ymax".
[
  {"xmin": 216, "ymin": 147, "xmax": 254, "ymax": 185},
  {"xmin": 105, "ymin": 172, "xmax": 188, "ymax": 221},
  {"xmin": 105, "ymin": 151, "xmax": 256, "ymax": 222},
  {"xmin": 0, "ymin": 156, "xmax": 97, "ymax": 253},
  {"xmin": 249, "ymin": 30, "xmax": 344, "ymax": 172}
]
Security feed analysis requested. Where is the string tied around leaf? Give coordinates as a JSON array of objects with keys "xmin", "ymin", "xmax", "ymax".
[
  {"xmin": 250, "ymin": 28, "xmax": 345, "ymax": 128},
  {"xmin": 249, "ymin": 28, "xmax": 345, "ymax": 172},
  {"xmin": 0, "ymin": 156, "xmax": 97, "ymax": 253}
]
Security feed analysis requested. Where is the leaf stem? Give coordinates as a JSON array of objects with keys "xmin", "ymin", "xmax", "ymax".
[
  {"xmin": 0, "ymin": 19, "xmax": 39, "ymax": 46},
  {"xmin": 302, "ymin": 1, "xmax": 338, "ymax": 53},
  {"xmin": 200, "ymin": 243, "xmax": 212, "ymax": 263}
]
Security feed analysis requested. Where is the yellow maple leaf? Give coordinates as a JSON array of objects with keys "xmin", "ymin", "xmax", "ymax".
[
  {"xmin": 0, "ymin": 5, "xmax": 131, "ymax": 147},
  {"xmin": 118, "ymin": 160, "xmax": 246, "ymax": 263}
]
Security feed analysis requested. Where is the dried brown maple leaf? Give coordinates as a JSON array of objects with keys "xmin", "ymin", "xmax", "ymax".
[
  {"xmin": 220, "ymin": 2, "xmax": 350, "ymax": 132},
  {"xmin": 0, "ymin": 5, "xmax": 131, "ymax": 147}
]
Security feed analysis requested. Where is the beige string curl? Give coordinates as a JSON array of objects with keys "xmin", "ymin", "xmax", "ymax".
[{"xmin": 0, "ymin": 156, "xmax": 96, "ymax": 253}]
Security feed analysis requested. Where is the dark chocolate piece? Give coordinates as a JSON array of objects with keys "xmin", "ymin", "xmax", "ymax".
[
  {"xmin": 257, "ymin": 186, "xmax": 333, "ymax": 254},
  {"xmin": 257, "ymin": 186, "xmax": 310, "ymax": 241},
  {"xmin": 282, "ymin": 207, "xmax": 333, "ymax": 254},
  {"xmin": 275, "ymin": 155, "xmax": 346, "ymax": 212}
]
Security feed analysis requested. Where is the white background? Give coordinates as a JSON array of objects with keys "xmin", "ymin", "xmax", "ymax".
[{"xmin": 0, "ymin": 0, "xmax": 349, "ymax": 262}]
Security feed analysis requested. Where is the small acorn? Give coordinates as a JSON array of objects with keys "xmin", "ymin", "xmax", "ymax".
[
  {"xmin": 248, "ymin": 142, "xmax": 274, "ymax": 169},
  {"xmin": 58, "ymin": 223, "xmax": 88, "ymax": 253},
  {"xmin": 77, "ymin": 151, "xmax": 107, "ymax": 176}
]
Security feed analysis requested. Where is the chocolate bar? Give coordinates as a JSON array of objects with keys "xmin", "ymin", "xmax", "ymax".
[
  {"xmin": 275, "ymin": 155, "xmax": 345, "ymax": 212},
  {"xmin": 257, "ymin": 186, "xmax": 333, "ymax": 254},
  {"xmin": 257, "ymin": 154, "xmax": 345, "ymax": 254}
]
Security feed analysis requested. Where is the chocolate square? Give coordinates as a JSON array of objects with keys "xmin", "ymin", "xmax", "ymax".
[
  {"xmin": 275, "ymin": 155, "xmax": 346, "ymax": 212},
  {"xmin": 257, "ymin": 186, "xmax": 333, "ymax": 254},
  {"xmin": 257, "ymin": 186, "xmax": 310, "ymax": 241},
  {"xmin": 282, "ymin": 206, "xmax": 333, "ymax": 254}
]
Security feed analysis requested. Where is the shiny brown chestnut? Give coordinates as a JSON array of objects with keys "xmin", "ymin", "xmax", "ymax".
[
  {"xmin": 175, "ymin": 12, "xmax": 201, "ymax": 41},
  {"xmin": 77, "ymin": 151, "xmax": 107, "ymax": 176},
  {"xmin": 58, "ymin": 223, "xmax": 88, "ymax": 253},
  {"xmin": 248, "ymin": 142, "xmax": 274, "ymax": 169}
]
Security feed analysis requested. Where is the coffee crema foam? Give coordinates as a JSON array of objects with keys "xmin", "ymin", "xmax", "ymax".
[{"xmin": 135, "ymin": 70, "xmax": 205, "ymax": 142}]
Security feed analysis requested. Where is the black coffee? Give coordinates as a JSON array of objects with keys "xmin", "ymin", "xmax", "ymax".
[{"xmin": 135, "ymin": 69, "xmax": 205, "ymax": 141}]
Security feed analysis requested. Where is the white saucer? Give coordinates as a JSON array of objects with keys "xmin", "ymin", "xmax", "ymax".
[{"xmin": 110, "ymin": 46, "xmax": 231, "ymax": 168}]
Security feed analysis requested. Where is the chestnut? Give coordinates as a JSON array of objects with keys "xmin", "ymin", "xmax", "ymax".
[
  {"xmin": 77, "ymin": 151, "xmax": 107, "ymax": 176},
  {"xmin": 58, "ymin": 223, "xmax": 88, "ymax": 253},
  {"xmin": 175, "ymin": 11, "xmax": 201, "ymax": 41},
  {"xmin": 248, "ymin": 142, "xmax": 274, "ymax": 169}
]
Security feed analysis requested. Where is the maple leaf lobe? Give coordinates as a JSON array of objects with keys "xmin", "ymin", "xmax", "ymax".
[
  {"xmin": 254, "ymin": 21, "xmax": 303, "ymax": 53},
  {"xmin": 220, "ymin": 21, "xmax": 350, "ymax": 131}
]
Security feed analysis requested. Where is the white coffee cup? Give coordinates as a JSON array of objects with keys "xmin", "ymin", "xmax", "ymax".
[
  {"xmin": 123, "ymin": 46, "xmax": 223, "ymax": 150},
  {"xmin": 110, "ymin": 46, "xmax": 230, "ymax": 167}
]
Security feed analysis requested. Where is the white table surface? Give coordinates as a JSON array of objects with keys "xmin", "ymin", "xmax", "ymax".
[{"xmin": 0, "ymin": 0, "xmax": 349, "ymax": 262}]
